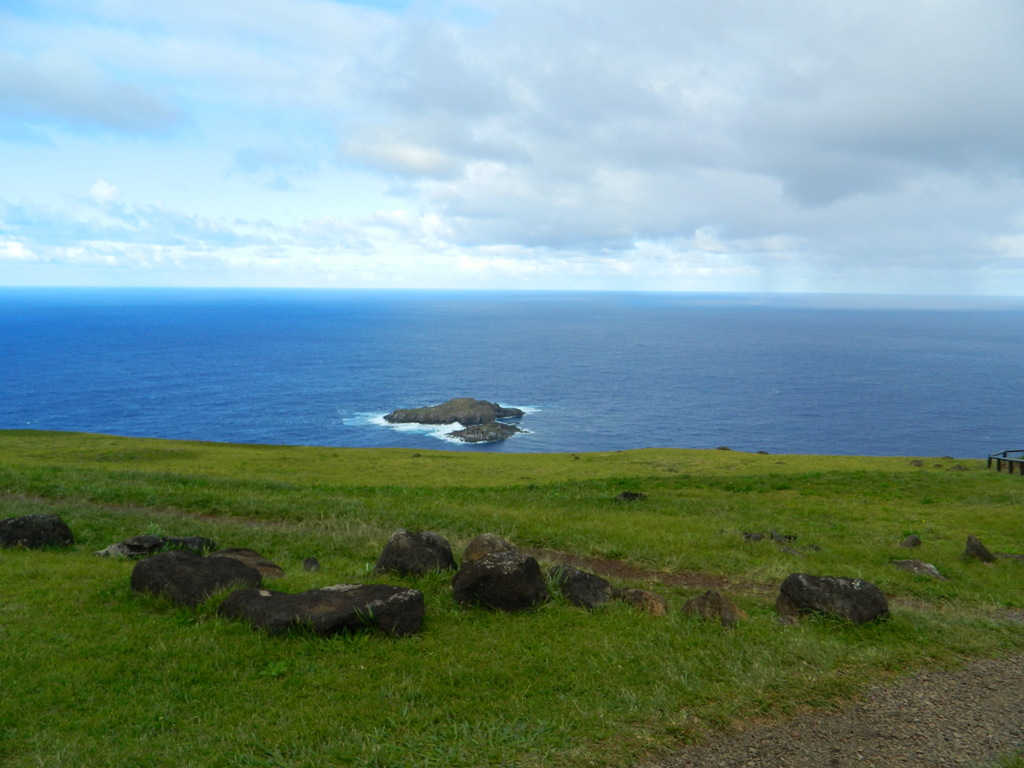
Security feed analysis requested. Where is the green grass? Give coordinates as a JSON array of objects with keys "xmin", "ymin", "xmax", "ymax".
[{"xmin": 2, "ymin": 430, "xmax": 1024, "ymax": 767}]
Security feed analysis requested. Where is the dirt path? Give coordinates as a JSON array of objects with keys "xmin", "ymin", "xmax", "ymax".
[
  {"xmin": 522, "ymin": 548, "xmax": 1024, "ymax": 768},
  {"xmin": 639, "ymin": 653, "xmax": 1024, "ymax": 768}
]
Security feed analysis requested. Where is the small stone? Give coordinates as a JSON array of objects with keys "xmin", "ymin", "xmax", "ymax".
[
  {"xmin": 892, "ymin": 559, "xmax": 947, "ymax": 580},
  {"xmin": 681, "ymin": 590, "xmax": 747, "ymax": 627},
  {"xmin": 548, "ymin": 565, "xmax": 612, "ymax": 610},
  {"xmin": 964, "ymin": 535, "xmax": 997, "ymax": 563},
  {"xmin": 303, "ymin": 556, "xmax": 321, "ymax": 572},
  {"xmin": 612, "ymin": 587, "xmax": 668, "ymax": 616},
  {"xmin": 615, "ymin": 491, "xmax": 647, "ymax": 502},
  {"xmin": 899, "ymin": 534, "xmax": 922, "ymax": 548}
]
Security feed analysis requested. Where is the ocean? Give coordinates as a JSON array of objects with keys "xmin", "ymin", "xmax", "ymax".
[{"xmin": 2, "ymin": 288, "xmax": 1023, "ymax": 458}]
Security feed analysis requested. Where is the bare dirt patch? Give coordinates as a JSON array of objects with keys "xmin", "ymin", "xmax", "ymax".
[{"xmin": 639, "ymin": 653, "xmax": 1024, "ymax": 768}]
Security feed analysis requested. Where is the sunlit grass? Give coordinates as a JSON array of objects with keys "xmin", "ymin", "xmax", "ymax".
[{"xmin": 1, "ymin": 430, "xmax": 1023, "ymax": 767}]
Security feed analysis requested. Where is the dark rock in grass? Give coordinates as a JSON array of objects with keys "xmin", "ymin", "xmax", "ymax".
[
  {"xmin": 452, "ymin": 551, "xmax": 547, "ymax": 612},
  {"xmin": 612, "ymin": 588, "xmax": 669, "ymax": 616},
  {"xmin": 95, "ymin": 534, "xmax": 216, "ymax": 558},
  {"xmin": 965, "ymin": 535, "xmax": 997, "ymax": 563},
  {"xmin": 373, "ymin": 529, "xmax": 457, "ymax": 576},
  {"xmin": 130, "ymin": 550, "xmax": 262, "ymax": 608},
  {"xmin": 209, "ymin": 548, "xmax": 285, "ymax": 578},
  {"xmin": 303, "ymin": 556, "xmax": 321, "ymax": 572},
  {"xmin": 0, "ymin": 513, "xmax": 74, "ymax": 549},
  {"xmin": 384, "ymin": 398, "xmax": 524, "ymax": 426},
  {"xmin": 218, "ymin": 584, "xmax": 425, "ymax": 637},
  {"xmin": 447, "ymin": 422, "xmax": 523, "ymax": 443},
  {"xmin": 462, "ymin": 533, "xmax": 517, "ymax": 565},
  {"xmin": 742, "ymin": 531, "xmax": 766, "ymax": 542},
  {"xmin": 548, "ymin": 565, "xmax": 612, "ymax": 610},
  {"xmin": 899, "ymin": 534, "xmax": 923, "ymax": 548},
  {"xmin": 682, "ymin": 590, "xmax": 748, "ymax": 628},
  {"xmin": 776, "ymin": 573, "xmax": 889, "ymax": 625},
  {"xmin": 892, "ymin": 559, "xmax": 947, "ymax": 580},
  {"xmin": 614, "ymin": 491, "xmax": 647, "ymax": 502}
]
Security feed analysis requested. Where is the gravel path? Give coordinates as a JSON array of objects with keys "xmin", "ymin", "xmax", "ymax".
[{"xmin": 642, "ymin": 654, "xmax": 1024, "ymax": 768}]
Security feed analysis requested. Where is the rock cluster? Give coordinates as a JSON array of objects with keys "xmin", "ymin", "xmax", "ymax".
[{"xmin": 5, "ymin": 510, "xmax": 1018, "ymax": 643}]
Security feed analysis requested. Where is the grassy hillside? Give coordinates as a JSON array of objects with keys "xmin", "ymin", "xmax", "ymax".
[{"xmin": 2, "ymin": 430, "xmax": 1023, "ymax": 767}]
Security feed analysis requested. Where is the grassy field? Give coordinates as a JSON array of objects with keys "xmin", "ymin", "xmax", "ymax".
[{"xmin": 2, "ymin": 429, "xmax": 1023, "ymax": 767}]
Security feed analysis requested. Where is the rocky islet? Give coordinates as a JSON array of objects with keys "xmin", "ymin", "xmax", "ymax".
[{"xmin": 384, "ymin": 397, "xmax": 526, "ymax": 443}]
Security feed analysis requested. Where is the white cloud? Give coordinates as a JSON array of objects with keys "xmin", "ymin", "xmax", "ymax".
[
  {"xmin": 2, "ymin": 0, "xmax": 1024, "ymax": 292},
  {"xmin": 0, "ymin": 239, "xmax": 36, "ymax": 262},
  {"xmin": 89, "ymin": 179, "xmax": 120, "ymax": 204}
]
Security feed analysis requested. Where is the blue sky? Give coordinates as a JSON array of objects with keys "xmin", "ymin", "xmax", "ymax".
[{"xmin": 2, "ymin": 0, "xmax": 1024, "ymax": 293}]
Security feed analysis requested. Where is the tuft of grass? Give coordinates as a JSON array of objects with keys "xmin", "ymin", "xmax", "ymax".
[{"xmin": 1, "ymin": 430, "xmax": 1023, "ymax": 767}]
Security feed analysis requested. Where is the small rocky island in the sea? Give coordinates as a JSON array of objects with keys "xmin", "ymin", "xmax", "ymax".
[{"xmin": 384, "ymin": 398, "xmax": 526, "ymax": 443}]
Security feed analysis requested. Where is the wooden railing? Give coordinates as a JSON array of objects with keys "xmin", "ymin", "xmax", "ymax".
[{"xmin": 988, "ymin": 450, "xmax": 1024, "ymax": 475}]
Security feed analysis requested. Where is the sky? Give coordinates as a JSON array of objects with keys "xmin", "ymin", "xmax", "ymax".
[{"xmin": 2, "ymin": 0, "xmax": 1024, "ymax": 294}]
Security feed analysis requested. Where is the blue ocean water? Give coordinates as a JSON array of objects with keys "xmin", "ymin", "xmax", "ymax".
[{"xmin": 2, "ymin": 288, "xmax": 1023, "ymax": 458}]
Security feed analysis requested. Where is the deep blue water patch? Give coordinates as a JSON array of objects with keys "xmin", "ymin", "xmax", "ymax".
[{"xmin": 1, "ymin": 288, "xmax": 1022, "ymax": 457}]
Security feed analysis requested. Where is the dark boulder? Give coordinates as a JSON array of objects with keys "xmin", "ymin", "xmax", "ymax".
[
  {"xmin": 462, "ymin": 533, "xmax": 517, "ymax": 565},
  {"xmin": 218, "ymin": 584, "xmax": 425, "ymax": 637},
  {"xmin": 899, "ymin": 534, "xmax": 923, "ymax": 548},
  {"xmin": 303, "ymin": 556, "xmax": 322, "ymax": 572},
  {"xmin": 682, "ymin": 590, "xmax": 747, "ymax": 628},
  {"xmin": 0, "ymin": 513, "xmax": 74, "ymax": 549},
  {"xmin": 452, "ymin": 551, "xmax": 548, "ymax": 612},
  {"xmin": 548, "ymin": 565, "xmax": 612, "ymax": 610},
  {"xmin": 965, "ymin": 535, "xmax": 997, "ymax": 563},
  {"xmin": 209, "ymin": 548, "xmax": 285, "ymax": 578},
  {"xmin": 130, "ymin": 550, "xmax": 262, "ymax": 608},
  {"xmin": 374, "ymin": 529, "xmax": 457, "ymax": 576},
  {"xmin": 95, "ymin": 534, "xmax": 216, "ymax": 558},
  {"xmin": 776, "ymin": 573, "xmax": 889, "ymax": 624}
]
